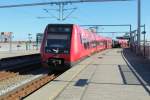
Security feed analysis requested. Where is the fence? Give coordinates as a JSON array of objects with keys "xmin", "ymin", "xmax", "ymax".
[
  {"xmin": 140, "ymin": 45, "xmax": 150, "ymax": 59},
  {"xmin": 131, "ymin": 43, "xmax": 150, "ymax": 60}
]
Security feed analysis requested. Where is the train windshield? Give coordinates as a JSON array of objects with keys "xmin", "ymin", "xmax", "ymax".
[
  {"xmin": 46, "ymin": 34, "xmax": 69, "ymax": 48},
  {"xmin": 45, "ymin": 25, "xmax": 72, "ymax": 54}
]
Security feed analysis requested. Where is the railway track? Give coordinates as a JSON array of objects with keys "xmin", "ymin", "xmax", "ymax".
[
  {"xmin": 0, "ymin": 65, "xmax": 60, "ymax": 100},
  {"xmin": 0, "ymin": 73, "xmax": 59, "ymax": 100},
  {"xmin": 0, "ymin": 54, "xmax": 41, "ymax": 84},
  {"xmin": 0, "ymin": 54, "xmax": 63, "ymax": 100}
]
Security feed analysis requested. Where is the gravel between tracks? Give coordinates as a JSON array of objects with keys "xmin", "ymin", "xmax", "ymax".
[{"xmin": 0, "ymin": 68, "xmax": 49, "ymax": 97}]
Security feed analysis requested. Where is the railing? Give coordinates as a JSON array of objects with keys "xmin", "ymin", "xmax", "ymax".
[
  {"xmin": 140, "ymin": 45, "xmax": 150, "ymax": 59},
  {"xmin": 131, "ymin": 44, "xmax": 150, "ymax": 60}
]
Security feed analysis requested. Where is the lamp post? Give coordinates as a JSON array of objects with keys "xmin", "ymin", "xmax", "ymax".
[{"xmin": 9, "ymin": 32, "xmax": 13, "ymax": 53}]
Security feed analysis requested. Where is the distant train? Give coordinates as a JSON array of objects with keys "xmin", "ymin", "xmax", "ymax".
[
  {"xmin": 112, "ymin": 40, "xmax": 120, "ymax": 48},
  {"xmin": 118, "ymin": 39, "xmax": 129, "ymax": 48},
  {"xmin": 112, "ymin": 39, "xmax": 128, "ymax": 48},
  {"xmin": 40, "ymin": 24, "xmax": 112, "ymax": 71}
]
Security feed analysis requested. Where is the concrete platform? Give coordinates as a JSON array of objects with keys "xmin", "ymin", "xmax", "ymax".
[
  {"xmin": 24, "ymin": 49, "xmax": 150, "ymax": 100},
  {"xmin": 0, "ymin": 42, "xmax": 38, "ymax": 52},
  {"xmin": 0, "ymin": 50, "xmax": 39, "ymax": 59}
]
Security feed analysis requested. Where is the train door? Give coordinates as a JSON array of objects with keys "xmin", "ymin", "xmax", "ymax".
[{"xmin": 105, "ymin": 40, "xmax": 107, "ymax": 49}]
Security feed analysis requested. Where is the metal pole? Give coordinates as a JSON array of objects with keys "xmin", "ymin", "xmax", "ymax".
[
  {"xmin": 143, "ymin": 24, "xmax": 146, "ymax": 58},
  {"xmin": 9, "ymin": 32, "xmax": 12, "ymax": 53},
  {"xmin": 28, "ymin": 33, "xmax": 32, "ymax": 50},
  {"xmin": 61, "ymin": 4, "xmax": 65, "ymax": 21},
  {"xmin": 129, "ymin": 25, "xmax": 132, "ymax": 48},
  {"xmin": 60, "ymin": 3, "xmax": 62, "ymax": 21},
  {"xmin": 36, "ymin": 35, "xmax": 39, "ymax": 50},
  {"xmin": 137, "ymin": 0, "xmax": 141, "ymax": 54},
  {"xmin": 59, "ymin": 3, "xmax": 63, "ymax": 21},
  {"xmin": 95, "ymin": 26, "xmax": 98, "ymax": 34}
]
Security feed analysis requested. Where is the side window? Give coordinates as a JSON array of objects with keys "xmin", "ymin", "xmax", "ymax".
[
  {"xmin": 84, "ymin": 42, "xmax": 87, "ymax": 49},
  {"xmin": 80, "ymin": 32, "xmax": 90, "ymax": 50},
  {"xmin": 90, "ymin": 40, "xmax": 97, "ymax": 48},
  {"xmin": 87, "ymin": 42, "xmax": 90, "ymax": 49},
  {"xmin": 83, "ymin": 39, "xmax": 90, "ymax": 49}
]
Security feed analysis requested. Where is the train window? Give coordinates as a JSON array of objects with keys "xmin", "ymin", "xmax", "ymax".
[
  {"xmin": 99, "ymin": 42, "xmax": 104, "ymax": 46},
  {"xmin": 90, "ymin": 41, "xmax": 97, "ymax": 48},
  {"xmin": 96, "ymin": 41, "xmax": 98, "ymax": 46},
  {"xmin": 64, "ymin": 27, "xmax": 71, "ymax": 32},
  {"xmin": 48, "ymin": 27, "xmax": 55, "ymax": 32},
  {"xmin": 48, "ymin": 26, "xmax": 72, "ymax": 33},
  {"xmin": 83, "ymin": 42, "xmax": 90, "ymax": 49},
  {"xmin": 46, "ymin": 33, "xmax": 71, "ymax": 51},
  {"xmin": 87, "ymin": 42, "xmax": 90, "ymax": 49},
  {"xmin": 46, "ymin": 26, "xmax": 72, "ymax": 50},
  {"xmin": 47, "ymin": 34, "xmax": 68, "ymax": 40},
  {"xmin": 84, "ymin": 43, "xmax": 87, "ymax": 49}
]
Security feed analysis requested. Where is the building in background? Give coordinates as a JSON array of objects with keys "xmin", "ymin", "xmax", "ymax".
[
  {"xmin": 36, "ymin": 33, "xmax": 43, "ymax": 49},
  {"xmin": 36, "ymin": 33, "xmax": 43, "ymax": 44},
  {"xmin": 0, "ymin": 32, "xmax": 13, "ymax": 42}
]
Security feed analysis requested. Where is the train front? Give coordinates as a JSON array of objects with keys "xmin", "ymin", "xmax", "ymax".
[{"xmin": 40, "ymin": 24, "xmax": 73, "ymax": 71}]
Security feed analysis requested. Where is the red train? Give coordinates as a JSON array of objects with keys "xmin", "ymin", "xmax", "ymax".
[
  {"xmin": 118, "ymin": 39, "xmax": 128, "ymax": 48},
  {"xmin": 40, "ymin": 24, "xmax": 112, "ymax": 71}
]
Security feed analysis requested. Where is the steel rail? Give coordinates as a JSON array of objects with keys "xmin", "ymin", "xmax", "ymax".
[{"xmin": 0, "ymin": 74, "xmax": 58, "ymax": 100}]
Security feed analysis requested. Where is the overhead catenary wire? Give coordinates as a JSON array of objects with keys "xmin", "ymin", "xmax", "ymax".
[{"xmin": 0, "ymin": 0, "xmax": 132, "ymax": 8}]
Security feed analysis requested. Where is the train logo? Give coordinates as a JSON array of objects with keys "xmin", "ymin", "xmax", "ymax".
[{"xmin": 52, "ymin": 48, "xmax": 59, "ymax": 53}]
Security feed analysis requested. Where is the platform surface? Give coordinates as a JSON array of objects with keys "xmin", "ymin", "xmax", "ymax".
[
  {"xmin": 0, "ymin": 50, "xmax": 39, "ymax": 59},
  {"xmin": 25, "ymin": 49, "xmax": 150, "ymax": 100}
]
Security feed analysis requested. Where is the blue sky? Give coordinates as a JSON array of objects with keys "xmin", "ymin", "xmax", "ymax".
[{"xmin": 0, "ymin": 0, "xmax": 149, "ymax": 41}]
